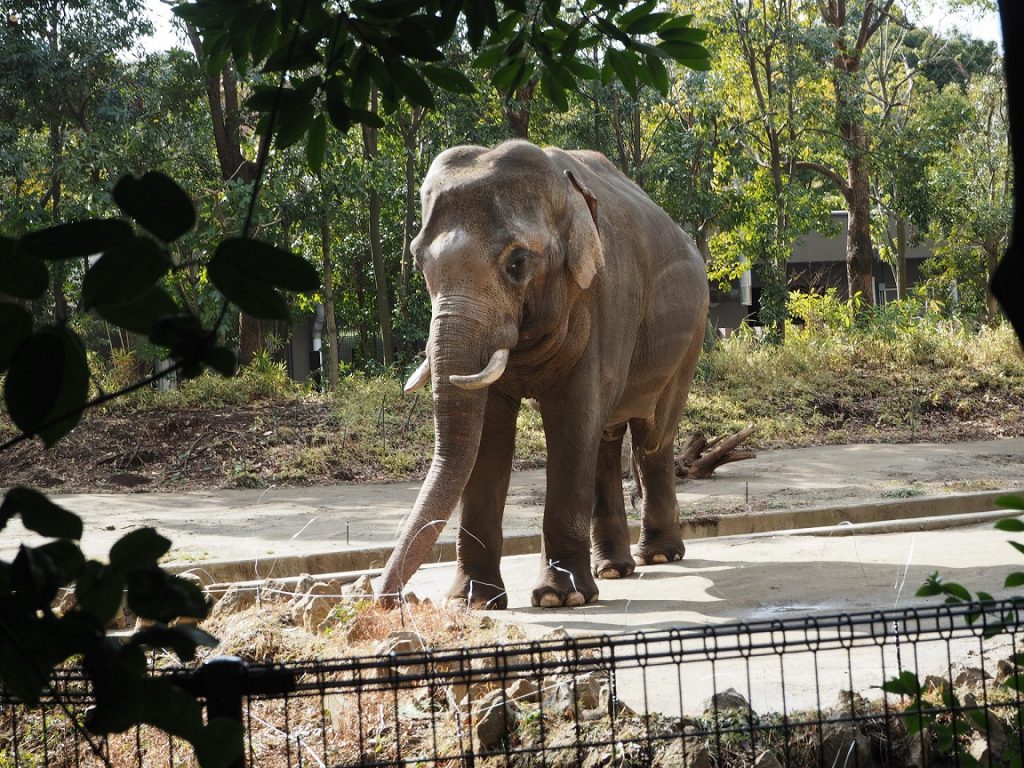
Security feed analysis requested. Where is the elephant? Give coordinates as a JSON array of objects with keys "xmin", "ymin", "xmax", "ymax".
[{"xmin": 374, "ymin": 140, "xmax": 709, "ymax": 609}]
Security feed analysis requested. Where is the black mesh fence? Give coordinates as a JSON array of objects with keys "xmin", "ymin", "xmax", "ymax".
[{"xmin": 3, "ymin": 600, "xmax": 1024, "ymax": 767}]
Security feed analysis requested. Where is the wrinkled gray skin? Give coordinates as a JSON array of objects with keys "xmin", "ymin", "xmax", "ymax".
[{"xmin": 374, "ymin": 140, "xmax": 709, "ymax": 609}]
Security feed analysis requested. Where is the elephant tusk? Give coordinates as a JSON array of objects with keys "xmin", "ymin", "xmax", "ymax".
[
  {"xmin": 450, "ymin": 349, "xmax": 510, "ymax": 390},
  {"xmin": 403, "ymin": 358, "xmax": 431, "ymax": 394}
]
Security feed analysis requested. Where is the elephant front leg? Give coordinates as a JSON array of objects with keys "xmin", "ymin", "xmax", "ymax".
[
  {"xmin": 533, "ymin": 413, "xmax": 601, "ymax": 608},
  {"xmin": 591, "ymin": 425, "xmax": 635, "ymax": 580},
  {"xmin": 448, "ymin": 391, "xmax": 520, "ymax": 609}
]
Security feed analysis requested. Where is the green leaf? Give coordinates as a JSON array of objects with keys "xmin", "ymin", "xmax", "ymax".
[
  {"xmin": 0, "ymin": 302, "xmax": 32, "ymax": 374},
  {"xmin": 1010, "ymin": 540, "xmax": 1024, "ymax": 558},
  {"xmin": 0, "ymin": 631, "xmax": 49, "ymax": 705},
  {"xmin": 17, "ymin": 219, "xmax": 133, "ymax": 261},
  {"xmin": 996, "ymin": 516, "xmax": 1024, "ymax": 532},
  {"xmin": 1, "ymin": 487, "xmax": 83, "ymax": 540},
  {"xmin": 207, "ymin": 260, "xmax": 289, "ymax": 321},
  {"xmin": 203, "ymin": 346, "xmax": 237, "ymax": 377},
  {"xmin": 110, "ymin": 528, "xmax": 172, "ymax": 570},
  {"xmin": 11, "ymin": 545, "xmax": 61, "ymax": 610},
  {"xmin": 540, "ymin": 70, "xmax": 568, "ymax": 111},
  {"xmin": 251, "ymin": 8, "xmax": 279, "ymax": 62},
  {"xmin": 624, "ymin": 12, "xmax": 671, "ymax": 35},
  {"xmin": 644, "ymin": 54, "xmax": 669, "ymax": 95},
  {"xmin": 882, "ymin": 670, "xmax": 921, "ymax": 697},
  {"xmin": 75, "ymin": 561, "xmax": 126, "ymax": 625},
  {"xmin": 385, "ymin": 59, "xmax": 435, "ymax": 108},
  {"xmin": 306, "ymin": 112, "xmax": 327, "ymax": 173},
  {"xmin": 562, "ymin": 57, "xmax": 601, "ymax": 81},
  {"xmin": 112, "ymin": 173, "xmax": 197, "ymax": 243},
  {"xmin": 81, "ymin": 237, "xmax": 171, "ymax": 310},
  {"xmin": 997, "ymin": 495, "xmax": 1024, "ymax": 511},
  {"xmin": 4, "ymin": 326, "xmax": 89, "ymax": 446},
  {"xmin": 0, "ymin": 236, "xmax": 48, "ymax": 299},
  {"xmin": 130, "ymin": 625, "xmax": 218, "ymax": 661},
  {"xmin": 423, "ymin": 64, "xmax": 476, "ymax": 94},
  {"xmin": 214, "ymin": 238, "xmax": 319, "ymax": 291},
  {"xmin": 126, "ymin": 568, "xmax": 209, "ymax": 623},
  {"xmin": 658, "ymin": 25, "xmax": 708, "ymax": 44},
  {"xmin": 617, "ymin": 0, "xmax": 657, "ymax": 28},
  {"xmin": 35, "ymin": 540, "xmax": 85, "ymax": 585},
  {"xmin": 472, "ymin": 43, "xmax": 505, "ymax": 68},
  {"xmin": 607, "ymin": 48, "xmax": 638, "ymax": 97},
  {"xmin": 96, "ymin": 286, "xmax": 180, "ymax": 335},
  {"xmin": 1006, "ymin": 572, "xmax": 1024, "ymax": 588},
  {"xmin": 275, "ymin": 100, "xmax": 315, "ymax": 150},
  {"xmin": 942, "ymin": 581, "xmax": 973, "ymax": 601},
  {"xmin": 140, "ymin": 678, "xmax": 205, "ymax": 740},
  {"xmin": 656, "ymin": 40, "xmax": 709, "ymax": 61},
  {"xmin": 82, "ymin": 639, "xmax": 145, "ymax": 733}
]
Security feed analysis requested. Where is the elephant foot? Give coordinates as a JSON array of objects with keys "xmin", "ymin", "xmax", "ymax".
[
  {"xmin": 531, "ymin": 560, "xmax": 599, "ymax": 608},
  {"xmin": 591, "ymin": 548, "xmax": 636, "ymax": 580},
  {"xmin": 634, "ymin": 534, "xmax": 685, "ymax": 566},
  {"xmin": 447, "ymin": 572, "xmax": 508, "ymax": 610}
]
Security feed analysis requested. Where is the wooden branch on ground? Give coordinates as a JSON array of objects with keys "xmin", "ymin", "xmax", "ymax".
[{"xmin": 677, "ymin": 424, "xmax": 757, "ymax": 480}]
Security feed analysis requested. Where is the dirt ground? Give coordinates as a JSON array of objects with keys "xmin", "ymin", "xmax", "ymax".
[{"xmin": 1, "ymin": 393, "xmax": 1022, "ymax": 494}]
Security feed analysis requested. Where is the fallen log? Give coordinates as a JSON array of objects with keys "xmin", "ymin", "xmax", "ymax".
[{"xmin": 676, "ymin": 424, "xmax": 757, "ymax": 480}]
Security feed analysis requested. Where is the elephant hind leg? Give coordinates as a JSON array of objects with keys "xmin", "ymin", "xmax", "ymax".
[
  {"xmin": 631, "ymin": 329, "xmax": 703, "ymax": 566},
  {"xmin": 590, "ymin": 424, "xmax": 635, "ymax": 579}
]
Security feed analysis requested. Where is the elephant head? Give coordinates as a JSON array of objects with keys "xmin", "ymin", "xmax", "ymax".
[{"xmin": 375, "ymin": 141, "xmax": 603, "ymax": 602}]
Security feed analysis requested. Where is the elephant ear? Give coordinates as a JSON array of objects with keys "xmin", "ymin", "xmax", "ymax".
[{"xmin": 564, "ymin": 169, "xmax": 605, "ymax": 290}]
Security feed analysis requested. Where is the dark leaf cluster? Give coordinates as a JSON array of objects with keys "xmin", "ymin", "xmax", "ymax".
[
  {"xmin": 174, "ymin": 0, "xmax": 710, "ymax": 171},
  {"xmin": 0, "ymin": 487, "xmax": 241, "ymax": 767},
  {"xmin": 1, "ymin": 170, "xmax": 318, "ymax": 767}
]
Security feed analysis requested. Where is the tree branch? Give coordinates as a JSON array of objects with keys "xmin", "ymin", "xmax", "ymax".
[{"xmin": 794, "ymin": 160, "xmax": 851, "ymax": 196}]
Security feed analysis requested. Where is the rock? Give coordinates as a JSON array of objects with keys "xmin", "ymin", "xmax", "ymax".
[
  {"xmin": 342, "ymin": 574, "xmax": 374, "ymax": 599},
  {"xmin": 258, "ymin": 579, "xmax": 291, "ymax": 604},
  {"xmin": 996, "ymin": 658, "xmax": 1018, "ymax": 681},
  {"xmin": 375, "ymin": 630, "xmax": 426, "ymax": 656},
  {"xmin": 210, "ymin": 584, "xmax": 257, "ymax": 616},
  {"xmin": 290, "ymin": 580, "xmax": 341, "ymax": 626},
  {"xmin": 963, "ymin": 695, "xmax": 1008, "ymax": 757},
  {"xmin": 951, "ymin": 664, "xmax": 989, "ymax": 689},
  {"xmin": 705, "ymin": 687, "xmax": 750, "ymax": 714},
  {"xmin": 905, "ymin": 729, "xmax": 930, "ymax": 768},
  {"xmin": 541, "ymin": 627, "xmax": 571, "ymax": 642},
  {"xmin": 543, "ymin": 676, "xmax": 575, "ymax": 717},
  {"xmin": 472, "ymin": 689, "xmax": 519, "ymax": 752},
  {"xmin": 688, "ymin": 744, "xmax": 714, "ymax": 768},
  {"xmin": 922, "ymin": 675, "xmax": 947, "ymax": 692},
  {"xmin": 478, "ymin": 616, "xmax": 495, "ymax": 629},
  {"xmin": 454, "ymin": 682, "xmax": 495, "ymax": 709},
  {"xmin": 403, "ymin": 591, "xmax": 420, "ymax": 606},
  {"xmin": 289, "ymin": 575, "xmax": 316, "ymax": 605},
  {"xmin": 820, "ymin": 723, "xmax": 870, "ymax": 768},
  {"xmin": 303, "ymin": 595, "xmax": 337, "ymax": 633},
  {"xmin": 753, "ymin": 749, "xmax": 782, "ymax": 768},
  {"xmin": 506, "ymin": 678, "xmax": 539, "ymax": 704},
  {"xmin": 575, "ymin": 671, "xmax": 607, "ymax": 711}
]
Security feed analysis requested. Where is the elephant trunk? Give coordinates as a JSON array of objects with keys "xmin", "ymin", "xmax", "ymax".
[{"xmin": 376, "ymin": 314, "xmax": 493, "ymax": 603}]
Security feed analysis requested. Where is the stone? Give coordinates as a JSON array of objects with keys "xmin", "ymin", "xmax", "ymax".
[
  {"xmin": 303, "ymin": 595, "xmax": 337, "ymax": 633},
  {"xmin": 753, "ymin": 749, "xmax": 782, "ymax": 768},
  {"xmin": 342, "ymin": 574, "xmax": 374, "ymax": 599},
  {"xmin": 506, "ymin": 677, "xmax": 539, "ymax": 704},
  {"xmin": 543, "ymin": 676, "xmax": 575, "ymax": 717},
  {"xmin": 403, "ymin": 591, "xmax": 421, "ymax": 605},
  {"xmin": 210, "ymin": 584, "xmax": 257, "ymax": 616},
  {"xmin": 290, "ymin": 580, "xmax": 341, "ymax": 626},
  {"xmin": 541, "ymin": 627, "xmax": 571, "ymax": 642},
  {"xmin": 905, "ymin": 729, "xmax": 930, "ymax": 768},
  {"xmin": 472, "ymin": 689, "xmax": 519, "ymax": 752},
  {"xmin": 951, "ymin": 664, "xmax": 989, "ymax": 689},
  {"xmin": 375, "ymin": 630, "xmax": 426, "ymax": 656},
  {"xmin": 575, "ymin": 671, "xmax": 607, "ymax": 711},
  {"xmin": 820, "ymin": 723, "xmax": 871, "ymax": 768},
  {"xmin": 996, "ymin": 658, "xmax": 1018, "ymax": 681},
  {"xmin": 922, "ymin": 674, "xmax": 947, "ymax": 692},
  {"xmin": 705, "ymin": 687, "xmax": 750, "ymax": 714}
]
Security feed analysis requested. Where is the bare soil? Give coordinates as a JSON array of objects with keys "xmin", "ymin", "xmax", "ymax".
[{"xmin": 1, "ymin": 385, "xmax": 1022, "ymax": 494}]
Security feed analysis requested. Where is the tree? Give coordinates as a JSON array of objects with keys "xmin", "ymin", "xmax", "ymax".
[{"xmin": 797, "ymin": 0, "xmax": 901, "ymax": 308}]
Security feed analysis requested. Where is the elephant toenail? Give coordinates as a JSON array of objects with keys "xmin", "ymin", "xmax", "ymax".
[
  {"xmin": 566, "ymin": 592, "xmax": 586, "ymax": 607},
  {"xmin": 598, "ymin": 568, "xmax": 621, "ymax": 579},
  {"xmin": 673, "ymin": 553, "xmax": 682, "ymax": 561},
  {"xmin": 651, "ymin": 554, "xmax": 669, "ymax": 564},
  {"xmin": 634, "ymin": 555, "xmax": 648, "ymax": 566},
  {"xmin": 539, "ymin": 593, "xmax": 562, "ymax": 608}
]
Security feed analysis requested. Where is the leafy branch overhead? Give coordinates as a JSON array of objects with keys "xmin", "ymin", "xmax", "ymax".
[
  {"xmin": 174, "ymin": 0, "xmax": 711, "ymax": 170},
  {"xmin": 0, "ymin": 172, "xmax": 319, "ymax": 448}
]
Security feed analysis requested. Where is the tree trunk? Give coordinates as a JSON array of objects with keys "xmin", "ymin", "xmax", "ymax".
[
  {"xmin": 320, "ymin": 217, "xmax": 340, "ymax": 389},
  {"xmin": 985, "ymin": 246, "xmax": 1000, "ymax": 324},
  {"xmin": 362, "ymin": 89, "xmax": 394, "ymax": 368},
  {"xmin": 48, "ymin": 119, "xmax": 68, "ymax": 324},
  {"xmin": 844, "ymin": 122, "xmax": 875, "ymax": 307},
  {"xmin": 895, "ymin": 215, "xmax": 908, "ymax": 300},
  {"xmin": 398, "ymin": 107, "xmax": 423, "ymax": 332},
  {"xmin": 186, "ymin": 23, "xmax": 264, "ymax": 364},
  {"xmin": 504, "ymin": 82, "xmax": 535, "ymax": 139}
]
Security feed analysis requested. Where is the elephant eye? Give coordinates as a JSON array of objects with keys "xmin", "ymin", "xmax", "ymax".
[{"xmin": 504, "ymin": 250, "xmax": 529, "ymax": 283}]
